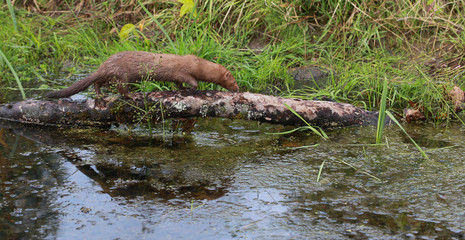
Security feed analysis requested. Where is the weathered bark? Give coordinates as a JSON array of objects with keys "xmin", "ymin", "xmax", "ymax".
[{"xmin": 0, "ymin": 90, "xmax": 380, "ymax": 127}]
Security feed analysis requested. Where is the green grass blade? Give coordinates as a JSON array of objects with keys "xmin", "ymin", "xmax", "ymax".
[
  {"xmin": 316, "ymin": 159, "xmax": 326, "ymax": 182},
  {"xmin": 284, "ymin": 103, "xmax": 310, "ymax": 126},
  {"xmin": 6, "ymin": 0, "xmax": 18, "ymax": 32},
  {"xmin": 138, "ymin": 0, "xmax": 177, "ymax": 54},
  {"xmin": 283, "ymin": 103, "xmax": 328, "ymax": 139},
  {"xmin": 267, "ymin": 126, "xmax": 313, "ymax": 135},
  {"xmin": 376, "ymin": 78, "xmax": 388, "ymax": 144},
  {"xmin": 385, "ymin": 110, "xmax": 429, "ymax": 160},
  {"xmin": 0, "ymin": 48, "xmax": 26, "ymax": 100},
  {"xmin": 338, "ymin": 160, "xmax": 381, "ymax": 181}
]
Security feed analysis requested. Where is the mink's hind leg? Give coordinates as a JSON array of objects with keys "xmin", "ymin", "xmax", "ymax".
[
  {"xmin": 94, "ymin": 83, "xmax": 103, "ymax": 98},
  {"xmin": 116, "ymin": 82, "xmax": 131, "ymax": 98}
]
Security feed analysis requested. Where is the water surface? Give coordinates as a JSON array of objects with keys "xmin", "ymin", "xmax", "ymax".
[{"xmin": 0, "ymin": 119, "xmax": 464, "ymax": 239}]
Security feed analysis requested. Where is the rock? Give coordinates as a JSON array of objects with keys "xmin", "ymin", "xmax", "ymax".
[
  {"xmin": 288, "ymin": 66, "xmax": 334, "ymax": 89},
  {"xmin": 403, "ymin": 108, "xmax": 426, "ymax": 123},
  {"xmin": 447, "ymin": 86, "xmax": 465, "ymax": 112}
]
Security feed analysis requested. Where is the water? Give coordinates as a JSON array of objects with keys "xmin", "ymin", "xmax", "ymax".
[{"xmin": 0, "ymin": 119, "xmax": 464, "ymax": 239}]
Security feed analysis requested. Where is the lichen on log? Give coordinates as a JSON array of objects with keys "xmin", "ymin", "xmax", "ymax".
[{"xmin": 0, "ymin": 90, "xmax": 379, "ymax": 127}]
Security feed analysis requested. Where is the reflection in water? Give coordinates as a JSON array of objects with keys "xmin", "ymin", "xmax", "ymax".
[
  {"xmin": 0, "ymin": 120, "xmax": 464, "ymax": 239},
  {"xmin": 70, "ymin": 159, "xmax": 228, "ymax": 200},
  {"xmin": 293, "ymin": 190, "xmax": 464, "ymax": 239},
  {"xmin": 0, "ymin": 127, "xmax": 62, "ymax": 239}
]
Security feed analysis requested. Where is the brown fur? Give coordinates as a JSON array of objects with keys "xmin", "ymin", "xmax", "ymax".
[{"xmin": 45, "ymin": 51, "xmax": 239, "ymax": 98}]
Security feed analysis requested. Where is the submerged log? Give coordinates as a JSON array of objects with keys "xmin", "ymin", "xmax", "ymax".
[{"xmin": 0, "ymin": 90, "xmax": 379, "ymax": 127}]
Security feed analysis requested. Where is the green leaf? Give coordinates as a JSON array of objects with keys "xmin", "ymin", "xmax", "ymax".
[
  {"xmin": 178, "ymin": 0, "xmax": 196, "ymax": 17},
  {"xmin": 38, "ymin": 84, "xmax": 50, "ymax": 90},
  {"xmin": 119, "ymin": 24, "xmax": 135, "ymax": 40}
]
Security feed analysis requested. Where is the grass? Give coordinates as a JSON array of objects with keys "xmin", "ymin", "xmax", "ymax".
[
  {"xmin": 0, "ymin": 48, "xmax": 25, "ymax": 99},
  {"xmin": 0, "ymin": 0, "xmax": 464, "ymax": 124},
  {"xmin": 386, "ymin": 110, "xmax": 429, "ymax": 160},
  {"xmin": 376, "ymin": 78, "xmax": 389, "ymax": 144},
  {"xmin": 6, "ymin": 0, "xmax": 17, "ymax": 32},
  {"xmin": 279, "ymin": 103, "xmax": 328, "ymax": 139}
]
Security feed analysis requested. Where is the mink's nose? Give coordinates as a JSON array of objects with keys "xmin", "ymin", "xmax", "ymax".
[{"xmin": 230, "ymin": 85, "xmax": 239, "ymax": 92}]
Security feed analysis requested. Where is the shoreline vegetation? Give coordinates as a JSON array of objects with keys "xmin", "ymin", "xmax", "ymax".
[{"xmin": 1, "ymin": 0, "xmax": 465, "ymax": 124}]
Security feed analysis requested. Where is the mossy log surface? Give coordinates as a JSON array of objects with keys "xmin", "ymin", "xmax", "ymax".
[{"xmin": 0, "ymin": 90, "xmax": 380, "ymax": 127}]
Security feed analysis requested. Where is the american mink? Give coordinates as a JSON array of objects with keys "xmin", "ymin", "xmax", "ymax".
[{"xmin": 45, "ymin": 51, "xmax": 239, "ymax": 98}]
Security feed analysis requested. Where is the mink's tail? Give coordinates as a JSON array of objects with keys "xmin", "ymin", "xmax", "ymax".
[{"xmin": 44, "ymin": 74, "xmax": 97, "ymax": 98}]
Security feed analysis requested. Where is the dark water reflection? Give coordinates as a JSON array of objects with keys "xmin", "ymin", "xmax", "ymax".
[{"xmin": 0, "ymin": 119, "xmax": 464, "ymax": 239}]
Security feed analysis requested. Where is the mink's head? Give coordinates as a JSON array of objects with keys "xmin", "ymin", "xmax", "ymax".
[{"xmin": 222, "ymin": 70, "xmax": 239, "ymax": 92}]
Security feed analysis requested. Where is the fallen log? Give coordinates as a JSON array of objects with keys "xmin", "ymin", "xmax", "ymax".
[{"xmin": 0, "ymin": 90, "xmax": 379, "ymax": 127}]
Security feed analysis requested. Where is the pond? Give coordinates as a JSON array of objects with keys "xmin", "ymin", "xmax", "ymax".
[{"xmin": 0, "ymin": 118, "xmax": 464, "ymax": 239}]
